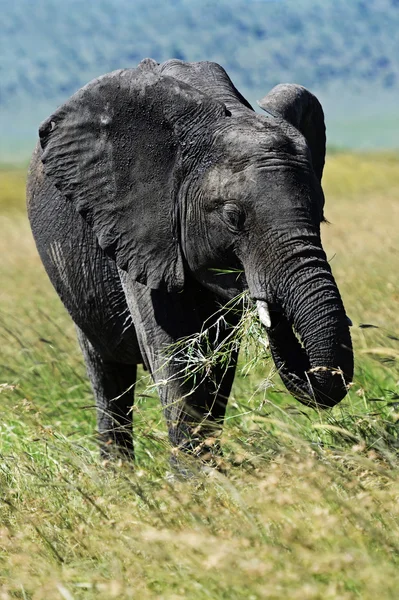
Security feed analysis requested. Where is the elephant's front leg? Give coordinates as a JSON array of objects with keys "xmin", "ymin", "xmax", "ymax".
[{"xmin": 119, "ymin": 273, "xmax": 239, "ymax": 466}]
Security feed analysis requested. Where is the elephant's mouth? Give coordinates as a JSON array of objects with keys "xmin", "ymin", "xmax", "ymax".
[{"xmin": 256, "ymin": 300, "xmax": 353, "ymax": 409}]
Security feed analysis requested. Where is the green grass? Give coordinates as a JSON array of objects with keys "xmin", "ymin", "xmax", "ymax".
[{"xmin": 0, "ymin": 154, "xmax": 399, "ymax": 599}]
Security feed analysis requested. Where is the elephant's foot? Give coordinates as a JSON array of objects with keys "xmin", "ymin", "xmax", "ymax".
[
  {"xmin": 99, "ymin": 429, "xmax": 135, "ymax": 462},
  {"xmin": 167, "ymin": 425, "xmax": 229, "ymax": 480}
]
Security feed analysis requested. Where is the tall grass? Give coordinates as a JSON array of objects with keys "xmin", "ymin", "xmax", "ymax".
[{"xmin": 0, "ymin": 153, "xmax": 398, "ymax": 598}]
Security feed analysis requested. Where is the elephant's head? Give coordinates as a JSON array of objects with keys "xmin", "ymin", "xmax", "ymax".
[{"xmin": 38, "ymin": 58, "xmax": 353, "ymax": 409}]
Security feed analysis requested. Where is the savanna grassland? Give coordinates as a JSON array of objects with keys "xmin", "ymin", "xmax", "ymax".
[{"xmin": 0, "ymin": 154, "xmax": 398, "ymax": 599}]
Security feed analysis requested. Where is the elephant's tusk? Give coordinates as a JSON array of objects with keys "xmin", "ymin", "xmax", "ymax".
[{"xmin": 257, "ymin": 300, "xmax": 272, "ymax": 329}]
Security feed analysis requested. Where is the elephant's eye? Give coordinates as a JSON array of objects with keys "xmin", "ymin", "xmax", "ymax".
[{"xmin": 222, "ymin": 202, "xmax": 246, "ymax": 232}]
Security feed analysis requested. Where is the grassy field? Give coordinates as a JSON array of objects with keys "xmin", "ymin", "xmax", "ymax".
[{"xmin": 0, "ymin": 153, "xmax": 398, "ymax": 599}]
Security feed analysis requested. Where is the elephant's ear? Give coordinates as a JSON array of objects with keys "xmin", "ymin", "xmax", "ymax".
[
  {"xmin": 257, "ymin": 84, "xmax": 326, "ymax": 181},
  {"xmin": 39, "ymin": 66, "xmax": 226, "ymax": 291}
]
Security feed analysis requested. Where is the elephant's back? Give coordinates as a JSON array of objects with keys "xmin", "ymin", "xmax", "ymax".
[{"xmin": 26, "ymin": 144, "xmax": 142, "ymax": 364}]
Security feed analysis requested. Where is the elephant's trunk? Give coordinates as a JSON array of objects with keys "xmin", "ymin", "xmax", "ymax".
[{"xmin": 249, "ymin": 232, "xmax": 353, "ymax": 408}]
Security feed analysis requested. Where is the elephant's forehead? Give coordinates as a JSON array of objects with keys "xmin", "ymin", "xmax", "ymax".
[
  {"xmin": 202, "ymin": 154, "xmax": 313, "ymax": 201},
  {"xmin": 202, "ymin": 162, "xmax": 259, "ymax": 195},
  {"xmin": 220, "ymin": 119, "xmax": 308, "ymax": 158}
]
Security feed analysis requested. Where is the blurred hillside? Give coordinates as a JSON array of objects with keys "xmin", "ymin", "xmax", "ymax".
[{"xmin": 1, "ymin": 0, "xmax": 399, "ymax": 162}]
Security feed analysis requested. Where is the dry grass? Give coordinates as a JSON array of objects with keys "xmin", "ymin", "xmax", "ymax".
[{"xmin": 0, "ymin": 152, "xmax": 398, "ymax": 599}]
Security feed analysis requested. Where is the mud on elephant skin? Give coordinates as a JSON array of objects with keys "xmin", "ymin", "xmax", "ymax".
[{"xmin": 27, "ymin": 57, "xmax": 353, "ymax": 463}]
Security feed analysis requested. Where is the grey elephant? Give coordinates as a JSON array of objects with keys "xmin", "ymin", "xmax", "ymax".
[{"xmin": 27, "ymin": 58, "xmax": 353, "ymax": 463}]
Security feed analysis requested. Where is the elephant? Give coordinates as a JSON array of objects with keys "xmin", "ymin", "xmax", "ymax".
[{"xmin": 26, "ymin": 58, "xmax": 353, "ymax": 465}]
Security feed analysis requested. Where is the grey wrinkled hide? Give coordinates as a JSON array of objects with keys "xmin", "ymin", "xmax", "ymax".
[
  {"xmin": 257, "ymin": 84, "xmax": 326, "ymax": 181},
  {"xmin": 27, "ymin": 58, "xmax": 353, "ymax": 467}
]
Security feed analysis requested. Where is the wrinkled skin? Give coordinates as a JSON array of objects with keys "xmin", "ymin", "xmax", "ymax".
[{"xmin": 27, "ymin": 58, "xmax": 353, "ymax": 464}]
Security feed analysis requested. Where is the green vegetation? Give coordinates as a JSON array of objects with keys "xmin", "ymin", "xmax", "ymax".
[{"xmin": 0, "ymin": 154, "xmax": 398, "ymax": 599}]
